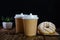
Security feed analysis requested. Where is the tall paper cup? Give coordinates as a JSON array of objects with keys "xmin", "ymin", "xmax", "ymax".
[
  {"xmin": 14, "ymin": 13, "xmax": 24, "ymax": 33},
  {"xmin": 23, "ymin": 13, "xmax": 39, "ymax": 36}
]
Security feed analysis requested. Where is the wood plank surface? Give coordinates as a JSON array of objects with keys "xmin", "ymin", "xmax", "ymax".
[{"xmin": 0, "ymin": 27, "xmax": 60, "ymax": 40}]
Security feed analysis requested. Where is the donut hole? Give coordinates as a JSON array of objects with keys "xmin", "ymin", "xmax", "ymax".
[{"xmin": 46, "ymin": 26, "xmax": 49, "ymax": 28}]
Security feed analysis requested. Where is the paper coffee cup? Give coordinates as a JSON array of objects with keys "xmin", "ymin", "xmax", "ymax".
[
  {"xmin": 23, "ymin": 13, "xmax": 39, "ymax": 36},
  {"xmin": 14, "ymin": 13, "xmax": 24, "ymax": 33}
]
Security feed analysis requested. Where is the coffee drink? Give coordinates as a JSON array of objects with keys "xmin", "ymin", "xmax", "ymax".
[
  {"xmin": 23, "ymin": 13, "xmax": 39, "ymax": 36},
  {"xmin": 14, "ymin": 13, "xmax": 24, "ymax": 33}
]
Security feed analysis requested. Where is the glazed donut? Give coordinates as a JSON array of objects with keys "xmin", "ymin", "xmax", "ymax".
[{"xmin": 38, "ymin": 22, "xmax": 56, "ymax": 35}]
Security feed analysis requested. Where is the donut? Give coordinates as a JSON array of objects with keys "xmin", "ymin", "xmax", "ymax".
[{"xmin": 38, "ymin": 21, "xmax": 56, "ymax": 35}]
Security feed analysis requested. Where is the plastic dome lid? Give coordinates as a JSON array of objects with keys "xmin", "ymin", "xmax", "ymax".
[
  {"xmin": 23, "ymin": 13, "xmax": 39, "ymax": 19},
  {"xmin": 14, "ymin": 13, "xmax": 24, "ymax": 18}
]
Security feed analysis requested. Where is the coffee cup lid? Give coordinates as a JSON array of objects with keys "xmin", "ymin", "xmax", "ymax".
[
  {"xmin": 23, "ymin": 13, "xmax": 39, "ymax": 19},
  {"xmin": 14, "ymin": 13, "xmax": 24, "ymax": 18}
]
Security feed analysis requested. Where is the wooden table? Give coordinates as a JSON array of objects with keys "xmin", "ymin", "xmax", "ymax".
[{"xmin": 0, "ymin": 27, "xmax": 60, "ymax": 40}]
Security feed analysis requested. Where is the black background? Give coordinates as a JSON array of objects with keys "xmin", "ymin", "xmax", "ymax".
[{"xmin": 0, "ymin": 0, "xmax": 60, "ymax": 28}]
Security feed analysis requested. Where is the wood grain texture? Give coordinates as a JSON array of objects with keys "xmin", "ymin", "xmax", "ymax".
[{"xmin": 0, "ymin": 27, "xmax": 60, "ymax": 40}]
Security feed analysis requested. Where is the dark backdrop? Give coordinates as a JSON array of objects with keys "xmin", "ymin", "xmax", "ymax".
[{"xmin": 0, "ymin": 0, "xmax": 59, "ymax": 28}]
